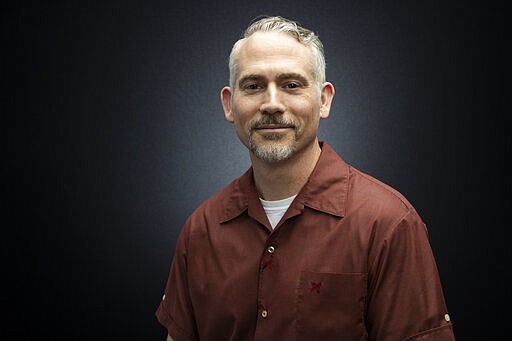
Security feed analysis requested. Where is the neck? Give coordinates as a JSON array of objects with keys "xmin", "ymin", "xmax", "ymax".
[{"xmin": 250, "ymin": 140, "xmax": 322, "ymax": 201}]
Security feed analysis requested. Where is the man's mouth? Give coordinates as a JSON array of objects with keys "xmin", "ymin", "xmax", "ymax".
[{"xmin": 254, "ymin": 124, "xmax": 293, "ymax": 130}]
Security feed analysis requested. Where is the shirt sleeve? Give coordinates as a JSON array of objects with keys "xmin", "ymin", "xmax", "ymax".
[
  {"xmin": 155, "ymin": 221, "xmax": 199, "ymax": 341},
  {"xmin": 366, "ymin": 209, "xmax": 455, "ymax": 340}
]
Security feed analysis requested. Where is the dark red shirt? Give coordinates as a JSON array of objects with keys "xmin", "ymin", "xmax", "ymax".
[{"xmin": 156, "ymin": 142, "xmax": 455, "ymax": 340}]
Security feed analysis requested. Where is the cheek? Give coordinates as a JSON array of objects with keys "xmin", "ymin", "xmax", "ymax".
[
  {"xmin": 234, "ymin": 119, "xmax": 248, "ymax": 136},
  {"xmin": 233, "ymin": 101, "xmax": 258, "ymax": 128},
  {"xmin": 230, "ymin": 110, "xmax": 252, "ymax": 145},
  {"xmin": 295, "ymin": 102, "xmax": 321, "ymax": 124},
  {"xmin": 237, "ymin": 99, "xmax": 258, "ymax": 111}
]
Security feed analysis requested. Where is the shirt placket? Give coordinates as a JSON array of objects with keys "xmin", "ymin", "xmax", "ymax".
[
  {"xmin": 251, "ymin": 200, "xmax": 304, "ymax": 340},
  {"xmin": 254, "ymin": 237, "xmax": 279, "ymax": 339}
]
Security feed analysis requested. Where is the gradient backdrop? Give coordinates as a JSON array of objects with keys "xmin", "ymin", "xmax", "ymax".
[{"xmin": 5, "ymin": 1, "xmax": 507, "ymax": 340}]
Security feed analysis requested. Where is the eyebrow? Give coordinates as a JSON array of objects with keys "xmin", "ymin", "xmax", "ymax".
[
  {"xmin": 276, "ymin": 73, "xmax": 310, "ymax": 86},
  {"xmin": 238, "ymin": 73, "xmax": 310, "ymax": 88},
  {"xmin": 238, "ymin": 74, "xmax": 264, "ymax": 88}
]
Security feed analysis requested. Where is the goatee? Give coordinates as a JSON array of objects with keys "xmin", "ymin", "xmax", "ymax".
[{"xmin": 248, "ymin": 115, "xmax": 300, "ymax": 162}]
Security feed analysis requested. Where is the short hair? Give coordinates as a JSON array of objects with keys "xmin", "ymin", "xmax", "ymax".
[{"xmin": 229, "ymin": 16, "xmax": 326, "ymax": 90}]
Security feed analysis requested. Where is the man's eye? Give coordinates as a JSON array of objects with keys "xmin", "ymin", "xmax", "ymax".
[
  {"xmin": 244, "ymin": 83, "xmax": 260, "ymax": 90},
  {"xmin": 285, "ymin": 82, "xmax": 299, "ymax": 89}
]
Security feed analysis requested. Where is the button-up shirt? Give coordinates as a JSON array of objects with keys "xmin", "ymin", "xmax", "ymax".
[{"xmin": 156, "ymin": 142, "xmax": 455, "ymax": 340}]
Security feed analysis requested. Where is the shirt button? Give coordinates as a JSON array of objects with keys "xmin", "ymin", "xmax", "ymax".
[
  {"xmin": 444, "ymin": 313, "xmax": 451, "ymax": 322},
  {"xmin": 267, "ymin": 246, "xmax": 275, "ymax": 254},
  {"xmin": 261, "ymin": 309, "xmax": 268, "ymax": 318}
]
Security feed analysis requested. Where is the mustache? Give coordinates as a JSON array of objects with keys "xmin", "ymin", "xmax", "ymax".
[{"xmin": 248, "ymin": 115, "xmax": 298, "ymax": 131}]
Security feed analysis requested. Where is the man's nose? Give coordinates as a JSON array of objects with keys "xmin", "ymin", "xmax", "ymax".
[{"xmin": 259, "ymin": 83, "xmax": 285, "ymax": 115}]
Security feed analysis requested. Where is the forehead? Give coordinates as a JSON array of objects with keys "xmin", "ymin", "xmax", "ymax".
[{"xmin": 236, "ymin": 31, "xmax": 314, "ymax": 79}]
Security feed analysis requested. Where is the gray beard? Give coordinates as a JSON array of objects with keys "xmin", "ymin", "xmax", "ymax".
[
  {"xmin": 247, "ymin": 114, "xmax": 300, "ymax": 162},
  {"xmin": 249, "ymin": 132, "xmax": 298, "ymax": 162}
]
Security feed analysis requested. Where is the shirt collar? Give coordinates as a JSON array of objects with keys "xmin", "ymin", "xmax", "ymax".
[
  {"xmin": 219, "ymin": 141, "xmax": 349, "ymax": 223},
  {"xmin": 298, "ymin": 141, "xmax": 348, "ymax": 217}
]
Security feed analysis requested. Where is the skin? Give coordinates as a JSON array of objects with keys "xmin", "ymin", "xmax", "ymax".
[{"xmin": 221, "ymin": 31, "xmax": 335, "ymax": 200}]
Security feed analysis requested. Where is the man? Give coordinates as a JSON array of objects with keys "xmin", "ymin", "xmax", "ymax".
[{"xmin": 156, "ymin": 16, "xmax": 455, "ymax": 340}]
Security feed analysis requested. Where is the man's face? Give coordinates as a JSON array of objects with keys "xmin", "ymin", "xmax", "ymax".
[{"xmin": 221, "ymin": 31, "xmax": 334, "ymax": 162}]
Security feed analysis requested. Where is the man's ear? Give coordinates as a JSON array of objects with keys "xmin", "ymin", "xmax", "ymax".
[
  {"xmin": 319, "ymin": 82, "xmax": 335, "ymax": 119},
  {"xmin": 221, "ymin": 87, "xmax": 234, "ymax": 123}
]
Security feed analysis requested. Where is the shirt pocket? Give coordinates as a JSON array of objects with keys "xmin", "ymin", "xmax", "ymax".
[{"xmin": 296, "ymin": 270, "xmax": 368, "ymax": 341}]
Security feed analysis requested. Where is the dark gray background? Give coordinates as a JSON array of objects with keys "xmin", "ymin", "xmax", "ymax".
[{"xmin": 5, "ymin": 1, "xmax": 507, "ymax": 340}]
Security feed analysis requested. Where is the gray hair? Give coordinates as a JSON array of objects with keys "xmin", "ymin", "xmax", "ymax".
[{"xmin": 228, "ymin": 16, "xmax": 326, "ymax": 90}]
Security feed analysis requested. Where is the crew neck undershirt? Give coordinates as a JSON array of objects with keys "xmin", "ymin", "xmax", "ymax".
[{"xmin": 259, "ymin": 195, "xmax": 297, "ymax": 229}]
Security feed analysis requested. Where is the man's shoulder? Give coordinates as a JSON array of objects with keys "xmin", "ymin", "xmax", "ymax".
[
  {"xmin": 318, "ymin": 142, "xmax": 415, "ymax": 215},
  {"xmin": 347, "ymin": 165, "xmax": 416, "ymax": 217},
  {"xmin": 186, "ymin": 169, "xmax": 251, "ymax": 225}
]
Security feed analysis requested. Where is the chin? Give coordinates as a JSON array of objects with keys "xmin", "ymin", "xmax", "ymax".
[{"xmin": 251, "ymin": 140, "xmax": 297, "ymax": 162}]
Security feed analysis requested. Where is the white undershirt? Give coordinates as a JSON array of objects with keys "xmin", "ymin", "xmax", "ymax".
[{"xmin": 260, "ymin": 195, "xmax": 297, "ymax": 229}]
